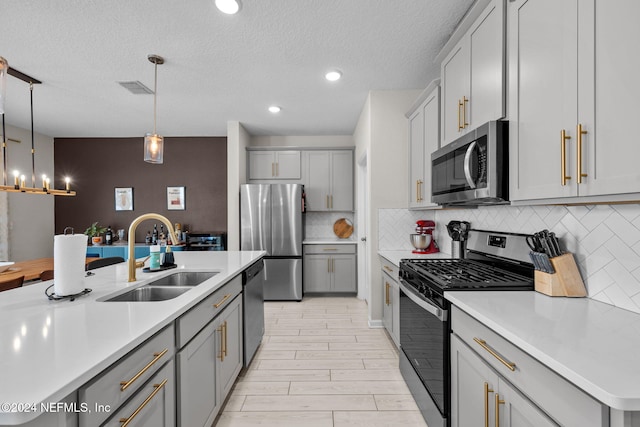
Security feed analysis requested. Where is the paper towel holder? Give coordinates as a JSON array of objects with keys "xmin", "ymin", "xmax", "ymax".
[{"xmin": 64, "ymin": 226, "xmax": 74, "ymax": 235}]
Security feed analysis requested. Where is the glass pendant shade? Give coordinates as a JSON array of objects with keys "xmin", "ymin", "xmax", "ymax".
[
  {"xmin": 0, "ymin": 56, "xmax": 8, "ymax": 114},
  {"xmin": 144, "ymin": 133, "xmax": 164, "ymax": 164}
]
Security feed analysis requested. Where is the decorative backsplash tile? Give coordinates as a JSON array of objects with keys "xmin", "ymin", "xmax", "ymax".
[
  {"xmin": 379, "ymin": 204, "xmax": 640, "ymax": 315},
  {"xmin": 306, "ymin": 211, "xmax": 355, "ymax": 239}
]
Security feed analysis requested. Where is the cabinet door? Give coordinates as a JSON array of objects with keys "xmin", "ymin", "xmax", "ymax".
[
  {"xmin": 382, "ymin": 275, "xmax": 393, "ymax": 334},
  {"xmin": 578, "ymin": 0, "xmax": 640, "ymax": 197},
  {"xmin": 248, "ymin": 151, "xmax": 276, "ymax": 180},
  {"xmin": 105, "ymin": 361, "xmax": 175, "ymax": 427},
  {"xmin": 508, "ymin": 0, "xmax": 578, "ymax": 201},
  {"xmin": 497, "ymin": 378, "xmax": 558, "ymax": 427},
  {"xmin": 468, "ymin": 0, "xmax": 505, "ymax": 128},
  {"xmin": 216, "ymin": 295, "xmax": 243, "ymax": 400},
  {"xmin": 331, "ymin": 254, "xmax": 356, "ymax": 292},
  {"xmin": 422, "ymin": 86, "xmax": 440, "ymax": 207},
  {"xmin": 441, "ymin": 42, "xmax": 470, "ymax": 146},
  {"xmin": 303, "ymin": 254, "xmax": 331, "ymax": 292},
  {"xmin": 330, "ymin": 151, "xmax": 353, "ymax": 211},
  {"xmin": 274, "ymin": 151, "xmax": 301, "ymax": 179},
  {"xmin": 408, "ymin": 107, "xmax": 425, "ymax": 208},
  {"xmin": 306, "ymin": 151, "xmax": 331, "ymax": 211},
  {"xmin": 177, "ymin": 321, "xmax": 218, "ymax": 427},
  {"xmin": 451, "ymin": 334, "xmax": 500, "ymax": 427}
]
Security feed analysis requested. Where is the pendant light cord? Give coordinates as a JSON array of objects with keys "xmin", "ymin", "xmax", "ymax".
[
  {"xmin": 2, "ymin": 114, "xmax": 6, "ymax": 186},
  {"xmin": 153, "ymin": 61, "xmax": 158, "ymax": 135},
  {"xmin": 30, "ymin": 82, "xmax": 35, "ymax": 187}
]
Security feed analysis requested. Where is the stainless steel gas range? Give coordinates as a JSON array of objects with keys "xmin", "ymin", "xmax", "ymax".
[{"xmin": 398, "ymin": 229, "xmax": 535, "ymax": 427}]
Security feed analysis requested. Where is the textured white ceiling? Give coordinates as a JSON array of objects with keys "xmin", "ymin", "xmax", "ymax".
[{"xmin": 1, "ymin": 0, "xmax": 473, "ymax": 138}]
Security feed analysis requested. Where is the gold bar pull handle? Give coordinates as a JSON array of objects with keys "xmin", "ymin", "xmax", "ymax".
[
  {"xmin": 484, "ymin": 382, "xmax": 494, "ymax": 427},
  {"xmin": 272, "ymin": 162, "xmax": 275, "ymax": 177},
  {"xmin": 120, "ymin": 348, "xmax": 168, "ymax": 391},
  {"xmin": 217, "ymin": 323, "xmax": 225, "ymax": 361},
  {"xmin": 119, "ymin": 379, "xmax": 168, "ymax": 427},
  {"xmin": 458, "ymin": 99, "xmax": 464, "ymax": 131},
  {"xmin": 462, "ymin": 96, "xmax": 469, "ymax": 129},
  {"xmin": 495, "ymin": 393, "xmax": 505, "ymax": 427},
  {"xmin": 326, "ymin": 195, "xmax": 329, "ymax": 209},
  {"xmin": 561, "ymin": 130, "xmax": 572, "ymax": 186},
  {"xmin": 473, "ymin": 337, "xmax": 516, "ymax": 371},
  {"xmin": 213, "ymin": 294, "xmax": 231, "ymax": 308},
  {"xmin": 223, "ymin": 320, "xmax": 228, "ymax": 358},
  {"xmin": 383, "ymin": 265, "xmax": 393, "ymax": 273},
  {"xmin": 328, "ymin": 258, "xmax": 331, "ymax": 273},
  {"xmin": 577, "ymin": 124, "xmax": 588, "ymax": 183},
  {"xmin": 385, "ymin": 282, "xmax": 390, "ymax": 305},
  {"xmin": 276, "ymin": 162, "xmax": 279, "ymax": 177},
  {"xmin": 330, "ymin": 195, "xmax": 333, "ymax": 209}
]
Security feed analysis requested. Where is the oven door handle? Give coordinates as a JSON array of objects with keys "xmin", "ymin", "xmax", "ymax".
[
  {"xmin": 399, "ymin": 281, "xmax": 447, "ymax": 322},
  {"xmin": 463, "ymin": 141, "xmax": 477, "ymax": 189}
]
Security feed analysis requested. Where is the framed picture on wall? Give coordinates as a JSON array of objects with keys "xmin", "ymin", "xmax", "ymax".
[
  {"xmin": 167, "ymin": 186, "xmax": 185, "ymax": 210},
  {"xmin": 115, "ymin": 187, "xmax": 133, "ymax": 211}
]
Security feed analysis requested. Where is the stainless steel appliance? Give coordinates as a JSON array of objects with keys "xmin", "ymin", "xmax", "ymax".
[
  {"xmin": 242, "ymin": 259, "xmax": 265, "ymax": 367},
  {"xmin": 240, "ymin": 184, "xmax": 304, "ymax": 301},
  {"xmin": 410, "ymin": 220, "xmax": 439, "ymax": 254},
  {"xmin": 399, "ymin": 229, "xmax": 534, "ymax": 427},
  {"xmin": 432, "ymin": 120, "xmax": 508, "ymax": 206}
]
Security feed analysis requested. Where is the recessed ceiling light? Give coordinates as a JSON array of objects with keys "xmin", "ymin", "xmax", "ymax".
[
  {"xmin": 325, "ymin": 70, "xmax": 342, "ymax": 82},
  {"xmin": 268, "ymin": 106, "xmax": 281, "ymax": 113},
  {"xmin": 215, "ymin": 0, "xmax": 241, "ymax": 14}
]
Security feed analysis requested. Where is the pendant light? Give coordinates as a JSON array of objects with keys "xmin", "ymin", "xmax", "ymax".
[{"xmin": 144, "ymin": 54, "xmax": 164, "ymax": 164}]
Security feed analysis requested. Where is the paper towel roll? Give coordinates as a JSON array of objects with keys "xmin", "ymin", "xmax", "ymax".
[{"xmin": 54, "ymin": 234, "xmax": 87, "ymax": 296}]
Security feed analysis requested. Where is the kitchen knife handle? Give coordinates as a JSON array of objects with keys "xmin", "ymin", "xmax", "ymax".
[
  {"xmin": 561, "ymin": 130, "xmax": 572, "ymax": 185},
  {"xmin": 577, "ymin": 124, "xmax": 588, "ymax": 184}
]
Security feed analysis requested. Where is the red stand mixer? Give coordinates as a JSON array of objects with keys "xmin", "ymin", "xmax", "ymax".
[{"xmin": 410, "ymin": 220, "xmax": 439, "ymax": 254}]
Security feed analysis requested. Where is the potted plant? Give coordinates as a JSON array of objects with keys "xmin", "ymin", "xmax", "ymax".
[{"xmin": 84, "ymin": 222, "xmax": 107, "ymax": 245}]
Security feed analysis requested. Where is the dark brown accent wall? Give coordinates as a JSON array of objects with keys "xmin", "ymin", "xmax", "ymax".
[{"xmin": 54, "ymin": 137, "xmax": 227, "ymax": 243}]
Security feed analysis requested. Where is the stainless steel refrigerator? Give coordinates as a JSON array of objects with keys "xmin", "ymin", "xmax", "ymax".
[{"xmin": 240, "ymin": 184, "xmax": 304, "ymax": 301}]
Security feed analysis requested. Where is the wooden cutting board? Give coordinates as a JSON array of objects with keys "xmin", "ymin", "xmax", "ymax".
[{"xmin": 333, "ymin": 218, "xmax": 354, "ymax": 238}]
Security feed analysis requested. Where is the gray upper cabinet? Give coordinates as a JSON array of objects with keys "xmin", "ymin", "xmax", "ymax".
[
  {"xmin": 509, "ymin": 0, "xmax": 640, "ymax": 203},
  {"xmin": 306, "ymin": 150, "xmax": 354, "ymax": 212},
  {"xmin": 248, "ymin": 150, "xmax": 301, "ymax": 180},
  {"xmin": 408, "ymin": 80, "xmax": 441, "ymax": 209},
  {"xmin": 440, "ymin": 0, "xmax": 505, "ymax": 146}
]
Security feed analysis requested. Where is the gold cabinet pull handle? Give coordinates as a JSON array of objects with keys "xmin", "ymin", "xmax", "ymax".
[
  {"xmin": 218, "ymin": 320, "xmax": 228, "ymax": 360},
  {"xmin": 383, "ymin": 265, "xmax": 393, "ymax": 273},
  {"xmin": 577, "ymin": 124, "xmax": 588, "ymax": 183},
  {"xmin": 484, "ymin": 382, "xmax": 494, "ymax": 427},
  {"xmin": 119, "ymin": 378, "xmax": 168, "ymax": 427},
  {"xmin": 213, "ymin": 294, "xmax": 231, "ymax": 308},
  {"xmin": 271, "ymin": 162, "xmax": 275, "ymax": 177},
  {"xmin": 224, "ymin": 321, "xmax": 228, "ymax": 357},
  {"xmin": 561, "ymin": 130, "xmax": 572, "ymax": 185},
  {"xmin": 458, "ymin": 99, "xmax": 464, "ymax": 131},
  {"xmin": 473, "ymin": 337, "xmax": 516, "ymax": 371},
  {"xmin": 120, "ymin": 348, "xmax": 168, "ymax": 391},
  {"xmin": 330, "ymin": 195, "xmax": 333, "ymax": 209},
  {"xmin": 462, "ymin": 96, "xmax": 469, "ymax": 129},
  {"xmin": 327, "ymin": 258, "xmax": 331, "ymax": 273},
  {"xmin": 276, "ymin": 162, "xmax": 279, "ymax": 177},
  {"xmin": 495, "ymin": 393, "xmax": 505, "ymax": 427},
  {"xmin": 326, "ymin": 195, "xmax": 330, "ymax": 209},
  {"xmin": 385, "ymin": 282, "xmax": 390, "ymax": 305}
]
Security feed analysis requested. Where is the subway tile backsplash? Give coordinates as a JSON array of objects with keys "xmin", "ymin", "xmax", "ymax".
[{"xmin": 379, "ymin": 205, "xmax": 640, "ymax": 315}]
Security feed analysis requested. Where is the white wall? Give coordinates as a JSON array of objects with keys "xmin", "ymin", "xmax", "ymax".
[
  {"xmin": 1, "ymin": 124, "xmax": 55, "ymax": 261},
  {"xmin": 251, "ymin": 135, "xmax": 353, "ymax": 148},
  {"xmin": 226, "ymin": 121, "xmax": 250, "ymax": 251},
  {"xmin": 354, "ymin": 90, "xmax": 422, "ymax": 324}
]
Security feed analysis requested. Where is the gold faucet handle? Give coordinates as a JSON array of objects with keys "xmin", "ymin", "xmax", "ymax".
[{"xmin": 135, "ymin": 256, "xmax": 150, "ymax": 269}]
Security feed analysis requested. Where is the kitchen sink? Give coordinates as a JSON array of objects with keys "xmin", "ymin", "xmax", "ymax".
[
  {"xmin": 104, "ymin": 286, "xmax": 192, "ymax": 302},
  {"xmin": 146, "ymin": 271, "xmax": 218, "ymax": 287}
]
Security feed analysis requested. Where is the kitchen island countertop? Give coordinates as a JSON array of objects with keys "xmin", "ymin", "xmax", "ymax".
[
  {"xmin": 446, "ymin": 291, "xmax": 640, "ymax": 411},
  {"xmin": 0, "ymin": 251, "xmax": 264, "ymax": 425}
]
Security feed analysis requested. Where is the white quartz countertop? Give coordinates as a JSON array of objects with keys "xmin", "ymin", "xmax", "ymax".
[
  {"xmin": 0, "ymin": 251, "xmax": 264, "ymax": 425},
  {"xmin": 303, "ymin": 238, "xmax": 357, "ymax": 244},
  {"xmin": 446, "ymin": 291, "xmax": 640, "ymax": 411},
  {"xmin": 378, "ymin": 250, "xmax": 452, "ymax": 266}
]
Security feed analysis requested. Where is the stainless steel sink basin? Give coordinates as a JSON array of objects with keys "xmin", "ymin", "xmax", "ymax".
[
  {"xmin": 105, "ymin": 286, "xmax": 191, "ymax": 302},
  {"xmin": 146, "ymin": 271, "xmax": 218, "ymax": 287}
]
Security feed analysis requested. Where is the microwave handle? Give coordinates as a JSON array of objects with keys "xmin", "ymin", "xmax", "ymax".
[{"xmin": 463, "ymin": 141, "xmax": 477, "ymax": 189}]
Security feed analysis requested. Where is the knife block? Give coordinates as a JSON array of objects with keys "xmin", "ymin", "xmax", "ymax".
[{"xmin": 534, "ymin": 253, "xmax": 586, "ymax": 297}]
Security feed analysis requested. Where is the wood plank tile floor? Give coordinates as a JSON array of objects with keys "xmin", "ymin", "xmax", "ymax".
[{"xmin": 214, "ymin": 296, "xmax": 429, "ymax": 427}]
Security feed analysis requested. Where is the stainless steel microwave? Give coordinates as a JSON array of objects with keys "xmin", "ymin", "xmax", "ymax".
[{"xmin": 431, "ymin": 120, "xmax": 508, "ymax": 206}]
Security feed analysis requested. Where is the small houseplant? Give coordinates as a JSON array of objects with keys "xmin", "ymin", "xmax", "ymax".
[{"xmin": 84, "ymin": 222, "xmax": 107, "ymax": 245}]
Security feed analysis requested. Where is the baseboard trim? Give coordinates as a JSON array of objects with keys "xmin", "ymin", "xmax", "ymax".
[{"xmin": 368, "ymin": 319, "xmax": 384, "ymax": 328}]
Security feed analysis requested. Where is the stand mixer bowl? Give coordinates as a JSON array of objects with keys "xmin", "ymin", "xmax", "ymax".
[{"xmin": 410, "ymin": 234, "xmax": 432, "ymax": 251}]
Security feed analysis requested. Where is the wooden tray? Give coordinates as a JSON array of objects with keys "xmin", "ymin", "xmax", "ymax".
[{"xmin": 333, "ymin": 218, "xmax": 354, "ymax": 239}]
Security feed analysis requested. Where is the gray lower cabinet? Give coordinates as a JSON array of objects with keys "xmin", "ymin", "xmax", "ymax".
[
  {"xmin": 304, "ymin": 245, "xmax": 356, "ymax": 293},
  {"xmin": 177, "ymin": 293, "xmax": 243, "ymax": 427},
  {"xmin": 451, "ymin": 306, "xmax": 607, "ymax": 427},
  {"xmin": 103, "ymin": 360, "xmax": 175, "ymax": 427},
  {"xmin": 381, "ymin": 270, "xmax": 399, "ymax": 347}
]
